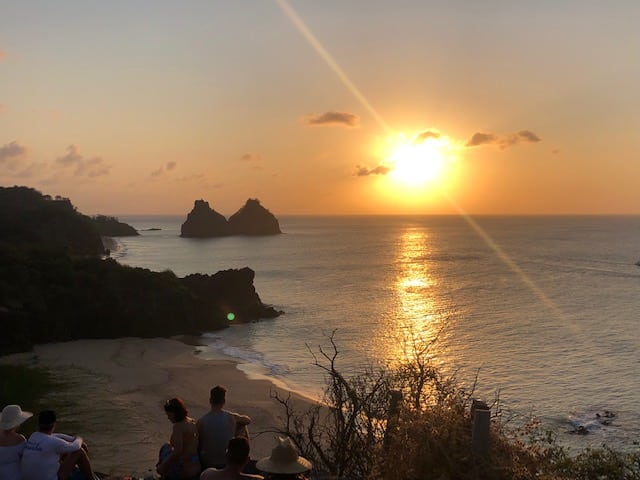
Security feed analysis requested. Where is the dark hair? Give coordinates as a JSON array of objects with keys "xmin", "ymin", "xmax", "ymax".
[
  {"xmin": 164, "ymin": 398, "xmax": 188, "ymax": 422},
  {"xmin": 226, "ymin": 437, "xmax": 250, "ymax": 465},
  {"xmin": 210, "ymin": 385, "xmax": 227, "ymax": 405},
  {"xmin": 38, "ymin": 410, "xmax": 56, "ymax": 427}
]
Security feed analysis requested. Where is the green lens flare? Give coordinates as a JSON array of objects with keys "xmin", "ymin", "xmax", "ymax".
[{"xmin": 227, "ymin": 313, "xmax": 235, "ymax": 321}]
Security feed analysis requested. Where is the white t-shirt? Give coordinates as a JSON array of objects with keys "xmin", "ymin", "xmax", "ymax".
[{"xmin": 21, "ymin": 431, "xmax": 83, "ymax": 480}]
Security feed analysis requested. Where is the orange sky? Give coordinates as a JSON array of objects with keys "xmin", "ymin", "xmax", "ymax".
[{"xmin": 1, "ymin": 1, "xmax": 639, "ymax": 216}]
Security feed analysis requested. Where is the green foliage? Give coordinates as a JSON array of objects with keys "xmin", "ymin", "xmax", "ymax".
[{"xmin": 0, "ymin": 364, "xmax": 57, "ymax": 434}]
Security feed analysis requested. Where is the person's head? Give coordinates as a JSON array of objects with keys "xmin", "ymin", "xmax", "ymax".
[
  {"xmin": 38, "ymin": 410, "xmax": 57, "ymax": 432},
  {"xmin": 0, "ymin": 404, "xmax": 33, "ymax": 432},
  {"xmin": 226, "ymin": 437, "xmax": 250, "ymax": 467},
  {"xmin": 164, "ymin": 398, "xmax": 188, "ymax": 422},
  {"xmin": 209, "ymin": 385, "xmax": 227, "ymax": 407},
  {"xmin": 256, "ymin": 437, "xmax": 312, "ymax": 479}
]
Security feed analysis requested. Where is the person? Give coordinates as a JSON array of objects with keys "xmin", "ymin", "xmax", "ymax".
[
  {"xmin": 0, "ymin": 404, "xmax": 33, "ymax": 480},
  {"xmin": 255, "ymin": 437, "xmax": 312, "ymax": 480},
  {"xmin": 157, "ymin": 398, "xmax": 201, "ymax": 480},
  {"xmin": 197, "ymin": 386, "xmax": 251, "ymax": 469},
  {"xmin": 21, "ymin": 410, "xmax": 96, "ymax": 480},
  {"xmin": 200, "ymin": 437, "xmax": 262, "ymax": 480}
]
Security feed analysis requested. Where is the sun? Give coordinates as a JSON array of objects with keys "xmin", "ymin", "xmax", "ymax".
[{"xmin": 387, "ymin": 133, "xmax": 452, "ymax": 187}]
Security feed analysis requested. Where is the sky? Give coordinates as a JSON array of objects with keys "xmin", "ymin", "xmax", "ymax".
[{"xmin": 1, "ymin": 1, "xmax": 639, "ymax": 216}]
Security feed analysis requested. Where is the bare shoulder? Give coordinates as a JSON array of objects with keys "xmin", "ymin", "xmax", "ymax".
[
  {"xmin": 228, "ymin": 411, "xmax": 251, "ymax": 424},
  {"xmin": 200, "ymin": 468, "xmax": 224, "ymax": 480},
  {"xmin": 241, "ymin": 474, "xmax": 264, "ymax": 480},
  {"xmin": 175, "ymin": 417, "xmax": 197, "ymax": 432}
]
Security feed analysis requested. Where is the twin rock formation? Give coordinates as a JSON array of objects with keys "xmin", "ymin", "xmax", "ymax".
[{"xmin": 181, "ymin": 198, "xmax": 281, "ymax": 238}]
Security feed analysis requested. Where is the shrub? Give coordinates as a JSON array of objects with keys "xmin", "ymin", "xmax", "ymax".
[{"xmin": 270, "ymin": 331, "xmax": 639, "ymax": 480}]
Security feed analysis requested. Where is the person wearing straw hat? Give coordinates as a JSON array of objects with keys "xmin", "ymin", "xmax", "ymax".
[
  {"xmin": 0, "ymin": 404, "xmax": 33, "ymax": 480},
  {"xmin": 255, "ymin": 437, "xmax": 312, "ymax": 480}
]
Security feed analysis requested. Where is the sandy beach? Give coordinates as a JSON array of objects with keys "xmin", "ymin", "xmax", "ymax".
[{"xmin": 1, "ymin": 337, "xmax": 316, "ymax": 477}]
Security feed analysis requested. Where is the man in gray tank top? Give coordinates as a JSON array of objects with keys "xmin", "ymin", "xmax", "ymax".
[{"xmin": 197, "ymin": 385, "xmax": 252, "ymax": 469}]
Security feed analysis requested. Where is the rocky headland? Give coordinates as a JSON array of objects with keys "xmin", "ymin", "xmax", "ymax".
[
  {"xmin": 0, "ymin": 186, "xmax": 283, "ymax": 356},
  {"xmin": 91, "ymin": 215, "xmax": 139, "ymax": 237},
  {"xmin": 181, "ymin": 198, "xmax": 281, "ymax": 237}
]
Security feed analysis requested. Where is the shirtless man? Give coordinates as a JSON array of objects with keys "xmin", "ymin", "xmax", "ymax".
[
  {"xmin": 200, "ymin": 437, "xmax": 262, "ymax": 480},
  {"xmin": 158, "ymin": 398, "xmax": 201, "ymax": 480},
  {"xmin": 197, "ymin": 385, "xmax": 251, "ymax": 469}
]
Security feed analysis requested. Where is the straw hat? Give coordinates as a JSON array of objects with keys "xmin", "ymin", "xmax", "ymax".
[
  {"xmin": 0, "ymin": 405, "xmax": 33, "ymax": 430},
  {"xmin": 256, "ymin": 437, "xmax": 312, "ymax": 474}
]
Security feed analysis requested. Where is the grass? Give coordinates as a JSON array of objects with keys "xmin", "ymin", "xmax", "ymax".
[{"xmin": 0, "ymin": 364, "xmax": 59, "ymax": 434}]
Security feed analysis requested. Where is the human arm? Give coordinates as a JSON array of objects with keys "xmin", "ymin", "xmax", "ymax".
[
  {"xmin": 51, "ymin": 433, "xmax": 84, "ymax": 454},
  {"xmin": 156, "ymin": 424, "xmax": 184, "ymax": 475},
  {"xmin": 230, "ymin": 412, "xmax": 251, "ymax": 426}
]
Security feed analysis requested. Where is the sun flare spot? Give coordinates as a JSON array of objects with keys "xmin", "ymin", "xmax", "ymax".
[{"xmin": 386, "ymin": 132, "xmax": 453, "ymax": 187}]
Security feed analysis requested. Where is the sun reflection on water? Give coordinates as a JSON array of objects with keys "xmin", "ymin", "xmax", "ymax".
[{"xmin": 383, "ymin": 227, "xmax": 449, "ymax": 368}]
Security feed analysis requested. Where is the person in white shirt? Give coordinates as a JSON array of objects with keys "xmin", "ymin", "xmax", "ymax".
[
  {"xmin": 0, "ymin": 404, "xmax": 33, "ymax": 480},
  {"xmin": 21, "ymin": 410, "xmax": 96, "ymax": 480}
]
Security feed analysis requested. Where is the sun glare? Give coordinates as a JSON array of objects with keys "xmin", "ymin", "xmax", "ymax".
[{"xmin": 386, "ymin": 133, "xmax": 453, "ymax": 187}]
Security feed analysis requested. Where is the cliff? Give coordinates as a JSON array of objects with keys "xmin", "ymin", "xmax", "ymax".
[
  {"xmin": 228, "ymin": 198, "xmax": 282, "ymax": 235},
  {"xmin": 180, "ymin": 199, "xmax": 229, "ymax": 237},
  {"xmin": 181, "ymin": 198, "xmax": 282, "ymax": 238},
  {"xmin": 91, "ymin": 215, "xmax": 139, "ymax": 237},
  {"xmin": 0, "ymin": 186, "xmax": 105, "ymax": 256},
  {"xmin": 0, "ymin": 186, "xmax": 283, "ymax": 356}
]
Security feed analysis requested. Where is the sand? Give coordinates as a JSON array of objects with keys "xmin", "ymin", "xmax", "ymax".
[{"xmin": 1, "ymin": 337, "xmax": 316, "ymax": 477}]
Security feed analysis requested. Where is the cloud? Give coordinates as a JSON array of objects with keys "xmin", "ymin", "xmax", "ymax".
[
  {"xmin": 466, "ymin": 130, "xmax": 541, "ymax": 149},
  {"xmin": 240, "ymin": 153, "xmax": 262, "ymax": 162},
  {"xmin": 55, "ymin": 144, "xmax": 111, "ymax": 177},
  {"xmin": 414, "ymin": 130, "xmax": 441, "ymax": 143},
  {"xmin": 0, "ymin": 104, "xmax": 6, "ymax": 114},
  {"xmin": 355, "ymin": 164, "xmax": 391, "ymax": 176},
  {"xmin": 0, "ymin": 49, "xmax": 6, "ymax": 62},
  {"xmin": 0, "ymin": 141, "xmax": 27, "ymax": 164},
  {"xmin": 466, "ymin": 132, "xmax": 499, "ymax": 147},
  {"xmin": 150, "ymin": 161, "xmax": 177, "ymax": 178},
  {"xmin": 304, "ymin": 111, "xmax": 360, "ymax": 127}
]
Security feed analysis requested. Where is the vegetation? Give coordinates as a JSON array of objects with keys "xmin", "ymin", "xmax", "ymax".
[
  {"xmin": 271, "ymin": 332, "xmax": 640, "ymax": 480},
  {"xmin": 90, "ymin": 215, "xmax": 139, "ymax": 237},
  {"xmin": 0, "ymin": 364, "xmax": 59, "ymax": 435},
  {"xmin": 0, "ymin": 186, "xmax": 281, "ymax": 356},
  {"xmin": 0, "ymin": 186, "xmax": 104, "ymax": 255}
]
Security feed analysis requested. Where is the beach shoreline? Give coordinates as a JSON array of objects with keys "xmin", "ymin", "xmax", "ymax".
[{"xmin": 1, "ymin": 337, "xmax": 315, "ymax": 477}]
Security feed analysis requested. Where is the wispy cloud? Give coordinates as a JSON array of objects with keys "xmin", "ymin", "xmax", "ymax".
[
  {"xmin": 150, "ymin": 161, "xmax": 177, "ymax": 178},
  {"xmin": 241, "ymin": 153, "xmax": 262, "ymax": 162},
  {"xmin": 355, "ymin": 164, "xmax": 391, "ymax": 176},
  {"xmin": 304, "ymin": 111, "xmax": 360, "ymax": 127},
  {"xmin": 55, "ymin": 145, "xmax": 111, "ymax": 177},
  {"xmin": 466, "ymin": 130, "xmax": 541, "ymax": 149},
  {"xmin": 0, "ymin": 141, "xmax": 27, "ymax": 164},
  {"xmin": 0, "ymin": 49, "xmax": 6, "ymax": 62}
]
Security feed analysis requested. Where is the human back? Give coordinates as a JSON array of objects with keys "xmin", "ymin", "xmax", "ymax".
[
  {"xmin": 197, "ymin": 385, "xmax": 251, "ymax": 470},
  {"xmin": 197, "ymin": 409, "xmax": 235, "ymax": 468}
]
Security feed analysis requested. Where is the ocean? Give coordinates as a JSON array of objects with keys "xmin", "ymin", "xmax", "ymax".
[{"xmin": 113, "ymin": 214, "xmax": 640, "ymax": 452}]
